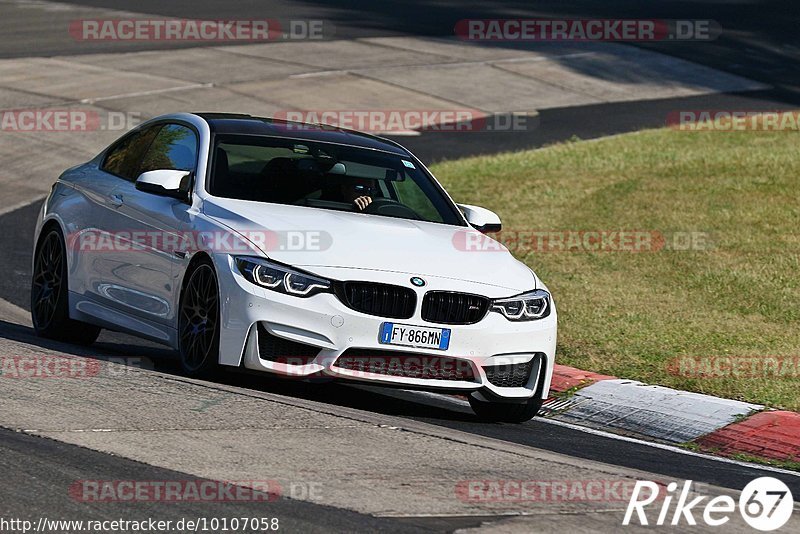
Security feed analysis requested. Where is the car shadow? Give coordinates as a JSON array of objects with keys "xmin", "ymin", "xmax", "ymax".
[{"xmin": 0, "ymin": 318, "xmax": 479, "ymax": 423}]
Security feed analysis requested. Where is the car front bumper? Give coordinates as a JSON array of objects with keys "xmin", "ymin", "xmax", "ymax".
[{"xmin": 217, "ymin": 256, "xmax": 557, "ymax": 401}]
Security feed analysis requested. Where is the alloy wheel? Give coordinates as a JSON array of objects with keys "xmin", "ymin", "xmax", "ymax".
[
  {"xmin": 31, "ymin": 231, "xmax": 64, "ymax": 330},
  {"xmin": 179, "ymin": 263, "xmax": 219, "ymax": 373}
]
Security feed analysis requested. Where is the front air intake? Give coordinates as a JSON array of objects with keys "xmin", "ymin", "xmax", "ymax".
[
  {"xmin": 257, "ymin": 323, "xmax": 320, "ymax": 365},
  {"xmin": 483, "ymin": 357, "xmax": 541, "ymax": 388},
  {"xmin": 334, "ymin": 348, "xmax": 476, "ymax": 381}
]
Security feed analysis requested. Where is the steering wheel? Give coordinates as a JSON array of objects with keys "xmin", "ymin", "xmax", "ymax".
[{"xmin": 362, "ymin": 198, "xmax": 421, "ymax": 220}]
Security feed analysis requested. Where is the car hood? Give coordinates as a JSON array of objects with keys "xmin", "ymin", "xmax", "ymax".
[{"xmin": 203, "ymin": 197, "xmax": 536, "ymax": 292}]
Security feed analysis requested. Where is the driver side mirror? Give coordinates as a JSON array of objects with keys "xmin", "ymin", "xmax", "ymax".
[
  {"xmin": 135, "ymin": 169, "xmax": 191, "ymax": 202},
  {"xmin": 458, "ymin": 204, "xmax": 502, "ymax": 234}
]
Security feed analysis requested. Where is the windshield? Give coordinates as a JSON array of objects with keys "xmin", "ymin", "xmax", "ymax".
[{"xmin": 208, "ymin": 135, "xmax": 465, "ymax": 226}]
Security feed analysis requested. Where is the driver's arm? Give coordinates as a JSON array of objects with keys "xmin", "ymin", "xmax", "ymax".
[{"xmin": 354, "ymin": 196, "xmax": 372, "ymax": 211}]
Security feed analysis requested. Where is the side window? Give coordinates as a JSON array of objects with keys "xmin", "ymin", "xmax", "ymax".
[
  {"xmin": 139, "ymin": 124, "xmax": 198, "ymax": 174},
  {"xmin": 101, "ymin": 126, "xmax": 161, "ymax": 181}
]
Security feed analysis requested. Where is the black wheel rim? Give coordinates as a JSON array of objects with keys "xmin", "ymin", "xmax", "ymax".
[
  {"xmin": 179, "ymin": 264, "xmax": 219, "ymax": 372},
  {"xmin": 32, "ymin": 231, "xmax": 63, "ymax": 330}
]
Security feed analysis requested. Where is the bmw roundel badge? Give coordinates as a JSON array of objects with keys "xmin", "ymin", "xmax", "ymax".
[{"xmin": 410, "ymin": 277, "xmax": 426, "ymax": 287}]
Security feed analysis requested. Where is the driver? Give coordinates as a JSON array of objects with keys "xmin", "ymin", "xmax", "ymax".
[{"xmin": 339, "ymin": 177, "xmax": 375, "ymax": 211}]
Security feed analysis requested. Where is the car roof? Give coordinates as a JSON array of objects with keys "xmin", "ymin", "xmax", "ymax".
[{"xmin": 195, "ymin": 113, "xmax": 411, "ymax": 156}]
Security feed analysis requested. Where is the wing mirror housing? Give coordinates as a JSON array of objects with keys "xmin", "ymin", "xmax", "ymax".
[
  {"xmin": 135, "ymin": 169, "xmax": 192, "ymax": 202},
  {"xmin": 458, "ymin": 203, "xmax": 502, "ymax": 234}
]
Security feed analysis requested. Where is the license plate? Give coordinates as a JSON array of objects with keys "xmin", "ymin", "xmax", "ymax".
[{"xmin": 379, "ymin": 322, "xmax": 451, "ymax": 350}]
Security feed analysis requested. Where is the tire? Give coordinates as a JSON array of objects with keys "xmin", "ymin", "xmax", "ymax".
[
  {"xmin": 469, "ymin": 395, "xmax": 543, "ymax": 423},
  {"xmin": 178, "ymin": 258, "xmax": 220, "ymax": 377},
  {"xmin": 31, "ymin": 227, "xmax": 101, "ymax": 345}
]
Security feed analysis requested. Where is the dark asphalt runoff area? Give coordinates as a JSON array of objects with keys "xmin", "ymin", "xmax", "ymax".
[{"xmin": 0, "ymin": 426, "xmax": 469, "ymax": 533}]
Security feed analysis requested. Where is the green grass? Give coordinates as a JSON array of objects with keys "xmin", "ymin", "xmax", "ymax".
[
  {"xmin": 727, "ymin": 453, "xmax": 800, "ymax": 471},
  {"xmin": 430, "ymin": 128, "xmax": 800, "ymax": 411}
]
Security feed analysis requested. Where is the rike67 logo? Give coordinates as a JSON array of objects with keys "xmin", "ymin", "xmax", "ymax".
[{"xmin": 624, "ymin": 477, "xmax": 794, "ymax": 531}]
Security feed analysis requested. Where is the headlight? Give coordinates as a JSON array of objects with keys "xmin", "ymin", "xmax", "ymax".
[
  {"xmin": 235, "ymin": 257, "xmax": 331, "ymax": 297},
  {"xmin": 491, "ymin": 289, "xmax": 551, "ymax": 321}
]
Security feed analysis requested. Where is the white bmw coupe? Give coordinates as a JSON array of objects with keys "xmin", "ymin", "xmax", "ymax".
[{"xmin": 31, "ymin": 113, "xmax": 556, "ymax": 422}]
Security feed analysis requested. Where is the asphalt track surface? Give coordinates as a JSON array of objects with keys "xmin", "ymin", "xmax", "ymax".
[
  {"xmin": 0, "ymin": 427, "xmax": 448, "ymax": 533},
  {"xmin": 1, "ymin": 0, "xmax": 799, "ymax": 530},
  {"xmin": 0, "ymin": 0, "xmax": 798, "ymax": 163}
]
